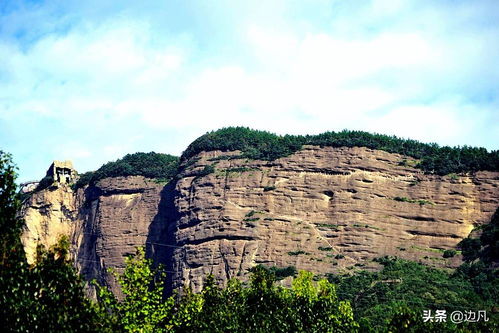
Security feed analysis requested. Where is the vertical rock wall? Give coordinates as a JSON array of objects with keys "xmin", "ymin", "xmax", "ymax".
[
  {"xmin": 20, "ymin": 147, "xmax": 499, "ymax": 295},
  {"xmin": 170, "ymin": 146, "xmax": 499, "ymax": 292}
]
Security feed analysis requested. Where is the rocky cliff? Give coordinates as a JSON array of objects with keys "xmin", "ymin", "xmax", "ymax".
[
  {"xmin": 21, "ymin": 183, "xmax": 76, "ymax": 265},
  {"xmin": 21, "ymin": 146, "xmax": 499, "ymax": 294},
  {"xmin": 21, "ymin": 176, "xmax": 171, "ymax": 297},
  {"xmin": 171, "ymin": 146, "xmax": 498, "ymax": 291}
]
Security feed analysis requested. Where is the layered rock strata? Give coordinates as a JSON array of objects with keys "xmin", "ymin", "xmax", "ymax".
[
  {"xmin": 21, "ymin": 146, "xmax": 499, "ymax": 295},
  {"xmin": 171, "ymin": 146, "xmax": 498, "ymax": 291},
  {"xmin": 21, "ymin": 176, "xmax": 169, "ymax": 297}
]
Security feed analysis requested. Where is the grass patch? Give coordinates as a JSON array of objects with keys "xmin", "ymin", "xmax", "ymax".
[
  {"xmin": 287, "ymin": 250, "xmax": 309, "ymax": 256},
  {"xmin": 352, "ymin": 223, "xmax": 382, "ymax": 230},
  {"xmin": 315, "ymin": 223, "xmax": 339, "ymax": 230},
  {"xmin": 243, "ymin": 217, "xmax": 260, "ymax": 222},
  {"xmin": 207, "ymin": 154, "xmax": 243, "ymax": 161},
  {"xmin": 411, "ymin": 245, "xmax": 441, "ymax": 253},
  {"xmin": 393, "ymin": 196, "xmax": 435, "ymax": 206},
  {"xmin": 318, "ymin": 246, "xmax": 333, "ymax": 252},
  {"xmin": 224, "ymin": 167, "xmax": 260, "ymax": 173},
  {"xmin": 153, "ymin": 177, "xmax": 170, "ymax": 184}
]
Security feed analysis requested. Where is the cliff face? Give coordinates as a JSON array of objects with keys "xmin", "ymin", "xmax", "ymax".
[
  {"xmin": 73, "ymin": 176, "xmax": 170, "ymax": 297},
  {"xmin": 171, "ymin": 146, "xmax": 498, "ymax": 291},
  {"xmin": 21, "ymin": 183, "xmax": 76, "ymax": 264},
  {"xmin": 21, "ymin": 146, "xmax": 499, "ymax": 294},
  {"xmin": 21, "ymin": 176, "xmax": 171, "ymax": 297}
]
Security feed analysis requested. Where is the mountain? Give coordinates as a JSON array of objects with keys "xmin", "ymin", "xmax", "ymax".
[{"xmin": 19, "ymin": 128, "xmax": 499, "ymax": 296}]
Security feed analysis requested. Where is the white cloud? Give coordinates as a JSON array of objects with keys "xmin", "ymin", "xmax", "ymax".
[{"xmin": 1, "ymin": 0, "xmax": 498, "ymax": 182}]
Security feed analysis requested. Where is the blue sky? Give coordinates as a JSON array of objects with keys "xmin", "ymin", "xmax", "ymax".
[{"xmin": 1, "ymin": 0, "xmax": 498, "ymax": 183}]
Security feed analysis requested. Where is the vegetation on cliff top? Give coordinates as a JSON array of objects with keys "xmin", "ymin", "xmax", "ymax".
[
  {"xmin": 3, "ymin": 151, "xmax": 499, "ymax": 331},
  {"xmin": 63, "ymin": 127, "xmax": 498, "ymax": 189},
  {"xmin": 74, "ymin": 152, "xmax": 179, "ymax": 188},
  {"xmin": 181, "ymin": 127, "xmax": 499, "ymax": 175}
]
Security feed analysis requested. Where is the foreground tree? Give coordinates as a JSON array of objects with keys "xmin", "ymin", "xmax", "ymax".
[
  {"xmin": 0, "ymin": 150, "xmax": 108, "ymax": 332},
  {"xmin": 98, "ymin": 252, "xmax": 359, "ymax": 332},
  {"xmin": 96, "ymin": 247, "xmax": 174, "ymax": 332}
]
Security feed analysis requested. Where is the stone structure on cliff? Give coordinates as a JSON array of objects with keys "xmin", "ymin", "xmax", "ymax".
[
  {"xmin": 47, "ymin": 160, "xmax": 77, "ymax": 184},
  {"xmin": 21, "ymin": 164, "xmax": 77, "ymax": 265},
  {"xmin": 20, "ymin": 147, "xmax": 499, "ymax": 296}
]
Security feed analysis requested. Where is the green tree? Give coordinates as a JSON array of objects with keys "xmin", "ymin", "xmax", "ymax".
[
  {"xmin": 177, "ymin": 266, "xmax": 359, "ymax": 333},
  {"xmin": 0, "ymin": 151, "xmax": 107, "ymax": 332},
  {"xmin": 0, "ymin": 150, "xmax": 31, "ymax": 331},
  {"xmin": 290, "ymin": 270, "xmax": 358, "ymax": 333},
  {"xmin": 96, "ymin": 247, "xmax": 174, "ymax": 332},
  {"xmin": 75, "ymin": 152, "xmax": 179, "ymax": 189},
  {"xmin": 0, "ymin": 151, "xmax": 24, "ymax": 264},
  {"xmin": 181, "ymin": 127, "xmax": 499, "ymax": 175}
]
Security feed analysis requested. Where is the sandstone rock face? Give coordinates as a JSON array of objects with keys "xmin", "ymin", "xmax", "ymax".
[
  {"xmin": 21, "ymin": 183, "xmax": 77, "ymax": 264},
  {"xmin": 171, "ymin": 146, "xmax": 499, "ymax": 291},
  {"xmin": 21, "ymin": 146, "xmax": 499, "ymax": 295},
  {"xmin": 21, "ymin": 176, "xmax": 169, "ymax": 297},
  {"xmin": 74, "ymin": 176, "xmax": 169, "ymax": 297}
]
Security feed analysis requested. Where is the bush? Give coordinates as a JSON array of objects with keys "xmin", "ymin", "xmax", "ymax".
[
  {"xmin": 255, "ymin": 265, "xmax": 298, "ymax": 280},
  {"xmin": 195, "ymin": 164, "xmax": 215, "ymax": 178},
  {"xmin": 393, "ymin": 196, "xmax": 435, "ymax": 205},
  {"xmin": 442, "ymin": 249, "xmax": 456, "ymax": 258},
  {"xmin": 458, "ymin": 238, "xmax": 482, "ymax": 262},
  {"xmin": 288, "ymin": 250, "xmax": 308, "ymax": 256}
]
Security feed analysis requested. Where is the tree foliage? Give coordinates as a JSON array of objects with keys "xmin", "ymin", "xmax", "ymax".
[
  {"xmin": 0, "ymin": 150, "xmax": 108, "ymax": 332},
  {"xmin": 181, "ymin": 127, "xmax": 499, "ymax": 175},
  {"xmin": 64, "ymin": 128, "xmax": 499, "ymax": 191},
  {"xmin": 456, "ymin": 208, "xmax": 498, "ymax": 261},
  {"xmin": 0, "ymin": 151, "xmax": 24, "ymax": 265},
  {"xmin": 96, "ymin": 247, "xmax": 173, "ymax": 332},
  {"xmin": 96, "ymin": 255, "xmax": 359, "ymax": 332},
  {"xmin": 4, "ymin": 148, "xmax": 499, "ymax": 332},
  {"xmin": 329, "ymin": 255, "xmax": 498, "ymax": 332},
  {"xmin": 74, "ymin": 152, "xmax": 179, "ymax": 188}
]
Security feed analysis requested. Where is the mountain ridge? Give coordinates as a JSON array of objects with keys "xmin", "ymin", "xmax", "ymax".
[
  {"xmin": 19, "ymin": 128, "xmax": 499, "ymax": 297},
  {"xmin": 70, "ymin": 127, "xmax": 499, "ymax": 191}
]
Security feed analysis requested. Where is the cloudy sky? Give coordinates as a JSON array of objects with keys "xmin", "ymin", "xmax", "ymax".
[{"xmin": 1, "ymin": 0, "xmax": 498, "ymax": 182}]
